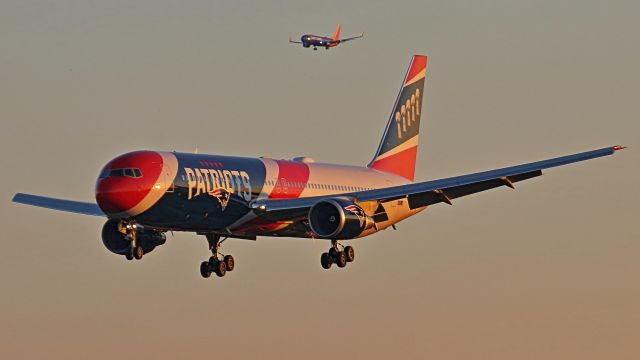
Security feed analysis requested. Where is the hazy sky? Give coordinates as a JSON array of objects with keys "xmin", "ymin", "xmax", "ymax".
[{"xmin": 1, "ymin": 1, "xmax": 639, "ymax": 359}]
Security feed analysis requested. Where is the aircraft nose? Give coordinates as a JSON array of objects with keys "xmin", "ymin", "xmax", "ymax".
[{"xmin": 95, "ymin": 151, "xmax": 174, "ymax": 217}]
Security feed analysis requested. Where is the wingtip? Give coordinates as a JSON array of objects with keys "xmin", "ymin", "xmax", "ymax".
[{"xmin": 613, "ymin": 145, "xmax": 627, "ymax": 152}]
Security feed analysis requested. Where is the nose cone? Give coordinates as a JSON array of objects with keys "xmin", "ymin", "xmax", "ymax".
[{"xmin": 96, "ymin": 151, "xmax": 176, "ymax": 218}]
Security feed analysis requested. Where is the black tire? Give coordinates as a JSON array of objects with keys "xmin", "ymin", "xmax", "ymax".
[
  {"xmin": 336, "ymin": 251, "xmax": 347, "ymax": 268},
  {"xmin": 344, "ymin": 246, "xmax": 355, "ymax": 262},
  {"xmin": 214, "ymin": 260, "xmax": 227, "ymax": 277},
  {"xmin": 320, "ymin": 252, "xmax": 332, "ymax": 269},
  {"xmin": 133, "ymin": 245, "xmax": 144, "ymax": 260},
  {"xmin": 200, "ymin": 261, "xmax": 211, "ymax": 278},
  {"xmin": 224, "ymin": 255, "xmax": 235, "ymax": 272},
  {"xmin": 209, "ymin": 256, "xmax": 217, "ymax": 264},
  {"xmin": 329, "ymin": 247, "xmax": 338, "ymax": 259},
  {"xmin": 125, "ymin": 250, "xmax": 134, "ymax": 261}
]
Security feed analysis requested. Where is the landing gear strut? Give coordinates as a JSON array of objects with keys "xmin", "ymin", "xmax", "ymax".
[
  {"xmin": 120, "ymin": 221, "xmax": 144, "ymax": 261},
  {"xmin": 320, "ymin": 240, "xmax": 355, "ymax": 270},
  {"xmin": 199, "ymin": 234, "xmax": 235, "ymax": 279}
]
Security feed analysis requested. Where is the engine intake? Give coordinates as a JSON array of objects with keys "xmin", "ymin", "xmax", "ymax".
[
  {"xmin": 101, "ymin": 219, "xmax": 166, "ymax": 256},
  {"xmin": 308, "ymin": 198, "xmax": 374, "ymax": 239}
]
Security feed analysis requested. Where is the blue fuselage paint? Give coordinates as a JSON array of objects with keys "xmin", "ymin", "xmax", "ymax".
[{"xmin": 300, "ymin": 35, "xmax": 336, "ymax": 48}]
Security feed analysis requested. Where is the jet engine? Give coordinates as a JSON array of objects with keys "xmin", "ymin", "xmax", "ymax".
[
  {"xmin": 101, "ymin": 219, "xmax": 166, "ymax": 256},
  {"xmin": 308, "ymin": 198, "xmax": 375, "ymax": 239}
]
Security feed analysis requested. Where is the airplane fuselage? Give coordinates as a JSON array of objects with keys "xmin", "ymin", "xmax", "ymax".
[
  {"xmin": 95, "ymin": 151, "xmax": 419, "ymax": 239},
  {"xmin": 300, "ymin": 35, "xmax": 338, "ymax": 49}
]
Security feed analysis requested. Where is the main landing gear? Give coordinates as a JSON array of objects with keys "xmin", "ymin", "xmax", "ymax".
[
  {"xmin": 320, "ymin": 240, "xmax": 355, "ymax": 270},
  {"xmin": 199, "ymin": 234, "xmax": 235, "ymax": 279}
]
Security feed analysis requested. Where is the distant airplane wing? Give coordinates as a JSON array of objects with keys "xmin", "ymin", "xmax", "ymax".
[
  {"xmin": 338, "ymin": 32, "xmax": 364, "ymax": 43},
  {"xmin": 289, "ymin": 37, "xmax": 303, "ymax": 44},
  {"xmin": 12, "ymin": 193, "xmax": 105, "ymax": 217},
  {"xmin": 252, "ymin": 145, "xmax": 625, "ymax": 221}
]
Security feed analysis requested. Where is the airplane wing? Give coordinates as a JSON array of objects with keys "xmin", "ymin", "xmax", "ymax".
[
  {"xmin": 12, "ymin": 193, "xmax": 105, "ymax": 217},
  {"xmin": 251, "ymin": 145, "xmax": 625, "ymax": 221},
  {"xmin": 289, "ymin": 37, "xmax": 303, "ymax": 44},
  {"xmin": 337, "ymin": 32, "xmax": 364, "ymax": 43}
]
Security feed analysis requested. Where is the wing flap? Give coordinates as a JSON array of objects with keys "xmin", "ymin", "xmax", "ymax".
[
  {"xmin": 406, "ymin": 170, "xmax": 541, "ymax": 209},
  {"xmin": 12, "ymin": 193, "xmax": 105, "ymax": 217}
]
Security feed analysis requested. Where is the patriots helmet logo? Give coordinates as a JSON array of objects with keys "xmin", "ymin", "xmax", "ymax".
[
  {"xmin": 208, "ymin": 187, "xmax": 231, "ymax": 211},
  {"xmin": 344, "ymin": 204, "xmax": 365, "ymax": 226}
]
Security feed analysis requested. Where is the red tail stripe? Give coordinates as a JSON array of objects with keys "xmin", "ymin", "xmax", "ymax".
[
  {"xmin": 370, "ymin": 146, "xmax": 418, "ymax": 181},
  {"xmin": 404, "ymin": 55, "xmax": 427, "ymax": 86}
]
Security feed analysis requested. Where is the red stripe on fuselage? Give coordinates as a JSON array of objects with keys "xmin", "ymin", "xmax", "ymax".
[
  {"xmin": 268, "ymin": 160, "xmax": 310, "ymax": 199},
  {"xmin": 404, "ymin": 56, "xmax": 427, "ymax": 86},
  {"xmin": 369, "ymin": 146, "xmax": 417, "ymax": 181}
]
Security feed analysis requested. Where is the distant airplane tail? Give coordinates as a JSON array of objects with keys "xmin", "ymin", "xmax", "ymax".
[
  {"xmin": 332, "ymin": 24, "xmax": 341, "ymax": 41},
  {"xmin": 368, "ymin": 55, "xmax": 428, "ymax": 181}
]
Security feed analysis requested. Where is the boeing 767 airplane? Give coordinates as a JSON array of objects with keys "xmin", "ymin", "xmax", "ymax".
[{"xmin": 12, "ymin": 55, "xmax": 624, "ymax": 280}]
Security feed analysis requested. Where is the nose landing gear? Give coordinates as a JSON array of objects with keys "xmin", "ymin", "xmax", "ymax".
[
  {"xmin": 200, "ymin": 234, "xmax": 235, "ymax": 279},
  {"xmin": 119, "ymin": 222, "xmax": 144, "ymax": 260},
  {"xmin": 320, "ymin": 240, "xmax": 355, "ymax": 270}
]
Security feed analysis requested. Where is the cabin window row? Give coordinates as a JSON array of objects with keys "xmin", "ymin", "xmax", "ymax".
[{"xmin": 264, "ymin": 179, "xmax": 372, "ymax": 192}]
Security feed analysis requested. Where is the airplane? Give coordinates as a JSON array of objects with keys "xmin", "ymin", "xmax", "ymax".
[
  {"xmin": 289, "ymin": 23, "xmax": 363, "ymax": 50},
  {"xmin": 12, "ymin": 55, "xmax": 624, "ymax": 280}
]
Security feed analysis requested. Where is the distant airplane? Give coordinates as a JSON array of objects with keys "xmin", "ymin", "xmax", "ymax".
[
  {"xmin": 12, "ymin": 55, "xmax": 624, "ymax": 280},
  {"xmin": 289, "ymin": 24, "xmax": 363, "ymax": 50}
]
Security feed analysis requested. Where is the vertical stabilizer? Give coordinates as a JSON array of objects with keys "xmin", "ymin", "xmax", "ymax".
[
  {"xmin": 332, "ymin": 24, "xmax": 341, "ymax": 41},
  {"xmin": 368, "ymin": 55, "xmax": 427, "ymax": 181}
]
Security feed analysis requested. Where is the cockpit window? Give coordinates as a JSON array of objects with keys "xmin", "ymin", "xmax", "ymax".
[{"xmin": 103, "ymin": 168, "xmax": 143, "ymax": 178}]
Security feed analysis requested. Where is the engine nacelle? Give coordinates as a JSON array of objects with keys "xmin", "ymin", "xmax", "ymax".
[
  {"xmin": 101, "ymin": 219, "xmax": 166, "ymax": 256},
  {"xmin": 308, "ymin": 198, "xmax": 375, "ymax": 239}
]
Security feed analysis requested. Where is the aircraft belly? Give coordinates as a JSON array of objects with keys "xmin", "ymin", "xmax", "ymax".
[{"xmin": 360, "ymin": 199, "xmax": 426, "ymax": 236}]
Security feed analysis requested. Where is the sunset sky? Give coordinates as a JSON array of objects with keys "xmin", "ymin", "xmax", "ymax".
[{"xmin": 1, "ymin": 1, "xmax": 638, "ymax": 358}]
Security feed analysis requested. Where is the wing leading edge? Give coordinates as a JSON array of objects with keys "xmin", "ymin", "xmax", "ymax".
[
  {"xmin": 12, "ymin": 193, "xmax": 105, "ymax": 217},
  {"xmin": 252, "ymin": 145, "xmax": 625, "ymax": 219}
]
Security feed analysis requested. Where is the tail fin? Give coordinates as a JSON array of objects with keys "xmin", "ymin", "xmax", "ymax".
[
  {"xmin": 332, "ymin": 24, "xmax": 341, "ymax": 41},
  {"xmin": 368, "ymin": 55, "xmax": 427, "ymax": 181}
]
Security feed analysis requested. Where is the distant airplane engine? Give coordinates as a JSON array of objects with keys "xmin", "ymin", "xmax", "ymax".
[
  {"xmin": 308, "ymin": 198, "xmax": 375, "ymax": 239},
  {"xmin": 101, "ymin": 219, "xmax": 166, "ymax": 256}
]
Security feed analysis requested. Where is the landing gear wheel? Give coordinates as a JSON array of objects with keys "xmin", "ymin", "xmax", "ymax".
[
  {"xmin": 329, "ymin": 247, "xmax": 339, "ymax": 259},
  {"xmin": 125, "ymin": 251, "xmax": 134, "ymax": 261},
  {"xmin": 224, "ymin": 255, "xmax": 235, "ymax": 272},
  {"xmin": 321, "ymin": 252, "xmax": 332, "ymax": 269},
  {"xmin": 200, "ymin": 261, "xmax": 212, "ymax": 278},
  {"xmin": 336, "ymin": 251, "xmax": 347, "ymax": 268},
  {"xmin": 344, "ymin": 246, "xmax": 355, "ymax": 262},
  {"xmin": 313, "ymin": 47, "xmax": 317, "ymax": 50},
  {"xmin": 214, "ymin": 260, "xmax": 227, "ymax": 277},
  {"xmin": 133, "ymin": 245, "xmax": 144, "ymax": 260}
]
